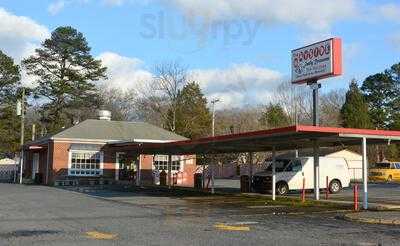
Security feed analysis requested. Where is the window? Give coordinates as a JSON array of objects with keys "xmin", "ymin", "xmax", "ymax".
[
  {"xmin": 153, "ymin": 155, "xmax": 181, "ymax": 171},
  {"xmin": 285, "ymin": 159, "xmax": 302, "ymax": 172},
  {"xmin": 266, "ymin": 159, "xmax": 290, "ymax": 172},
  {"xmin": 69, "ymin": 151, "xmax": 103, "ymax": 176},
  {"xmin": 374, "ymin": 163, "xmax": 390, "ymax": 169}
]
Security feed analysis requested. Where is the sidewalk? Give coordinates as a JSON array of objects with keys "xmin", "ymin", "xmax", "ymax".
[{"xmin": 344, "ymin": 211, "xmax": 400, "ymax": 225}]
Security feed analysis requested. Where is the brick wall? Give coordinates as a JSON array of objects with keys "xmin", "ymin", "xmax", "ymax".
[
  {"xmin": 23, "ymin": 151, "xmax": 32, "ymax": 179},
  {"xmin": 140, "ymin": 155, "xmax": 154, "ymax": 185},
  {"xmin": 51, "ymin": 142, "xmax": 70, "ymax": 181},
  {"xmin": 102, "ymin": 145, "xmax": 117, "ymax": 179},
  {"xmin": 23, "ymin": 145, "xmax": 50, "ymax": 184}
]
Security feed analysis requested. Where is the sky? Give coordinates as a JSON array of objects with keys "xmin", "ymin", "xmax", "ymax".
[{"xmin": 1, "ymin": 0, "xmax": 400, "ymax": 109}]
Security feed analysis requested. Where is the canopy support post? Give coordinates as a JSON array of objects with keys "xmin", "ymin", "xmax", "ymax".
[
  {"xmin": 168, "ymin": 154, "xmax": 172, "ymax": 189},
  {"xmin": 272, "ymin": 147, "xmax": 276, "ymax": 201},
  {"xmin": 202, "ymin": 161, "xmax": 205, "ymax": 189},
  {"xmin": 136, "ymin": 155, "xmax": 141, "ymax": 186},
  {"xmin": 362, "ymin": 137, "xmax": 368, "ymax": 210},
  {"xmin": 249, "ymin": 152, "xmax": 253, "ymax": 192},
  {"xmin": 211, "ymin": 154, "xmax": 215, "ymax": 194},
  {"xmin": 313, "ymin": 141, "xmax": 320, "ymax": 200}
]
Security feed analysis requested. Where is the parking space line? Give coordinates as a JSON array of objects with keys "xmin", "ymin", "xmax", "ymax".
[
  {"xmin": 85, "ymin": 231, "xmax": 117, "ymax": 240},
  {"xmin": 214, "ymin": 223, "xmax": 251, "ymax": 231}
]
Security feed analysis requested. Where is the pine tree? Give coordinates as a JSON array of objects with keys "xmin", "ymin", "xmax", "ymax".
[
  {"xmin": 361, "ymin": 72, "xmax": 394, "ymax": 129},
  {"xmin": 259, "ymin": 103, "xmax": 290, "ymax": 129},
  {"xmin": 0, "ymin": 105, "xmax": 21, "ymax": 155},
  {"xmin": 0, "ymin": 50, "xmax": 20, "ymax": 104},
  {"xmin": 341, "ymin": 79, "xmax": 373, "ymax": 129},
  {"xmin": 0, "ymin": 50, "xmax": 21, "ymax": 156},
  {"xmin": 23, "ymin": 26, "xmax": 107, "ymax": 133},
  {"xmin": 169, "ymin": 82, "xmax": 212, "ymax": 139},
  {"xmin": 387, "ymin": 63, "xmax": 400, "ymax": 129}
]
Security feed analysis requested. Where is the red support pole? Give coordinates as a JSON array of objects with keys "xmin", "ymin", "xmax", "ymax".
[
  {"xmin": 325, "ymin": 176, "xmax": 329, "ymax": 200},
  {"xmin": 354, "ymin": 184, "xmax": 359, "ymax": 211},
  {"xmin": 301, "ymin": 177, "xmax": 306, "ymax": 203}
]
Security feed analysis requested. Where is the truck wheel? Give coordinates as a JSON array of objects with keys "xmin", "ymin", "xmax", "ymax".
[
  {"xmin": 329, "ymin": 180, "xmax": 342, "ymax": 194},
  {"xmin": 276, "ymin": 182, "xmax": 289, "ymax": 195},
  {"xmin": 387, "ymin": 175, "xmax": 393, "ymax": 183}
]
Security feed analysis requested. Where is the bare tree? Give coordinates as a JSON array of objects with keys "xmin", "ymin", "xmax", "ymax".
[
  {"xmin": 215, "ymin": 106, "xmax": 263, "ymax": 135},
  {"xmin": 273, "ymin": 81, "xmax": 312, "ymax": 125},
  {"xmin": 99, "ymin": 86, "xmax": 138, "ymax": 121},
  {"xmin": 270, "ymin": 81, "xmax": 345, "ymax": 127},
  {"xmin": 137, "ymin": 61, "xmax": 188, "ymax": 131},
  {"xmin": 320, "ymin": 89, "xmax": 345, "ymax": 127}
]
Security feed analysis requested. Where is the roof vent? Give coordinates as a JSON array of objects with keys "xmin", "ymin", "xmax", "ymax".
[{"xmin": 98, "ymin": 110, "xmax": 112, "ymax": 121}]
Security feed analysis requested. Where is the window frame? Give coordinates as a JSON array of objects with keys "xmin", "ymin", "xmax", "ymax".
[
  {"xmin": 153, "ymin": 155, "xmax": 183, "ymax": 172},
  {"xmin": 68, "ymin": 150, "xmax": 104, "ymax": 177}
]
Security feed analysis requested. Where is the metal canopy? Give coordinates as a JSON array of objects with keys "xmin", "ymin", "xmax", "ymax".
[
  {"xmin": 109, "ymin": 124, "xmax": 400, "ymax": 209},
  {"xmin": 111, "ymin": 125, "xmax": 400, "ymax": 155}
]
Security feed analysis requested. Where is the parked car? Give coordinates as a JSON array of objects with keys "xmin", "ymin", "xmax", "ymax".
[
  {"xmin": 252, "ymin": 157, "xmax": 351, "ymax": 195},
  {"xmin": 369, "ymin": 162, "xmax": 400, "ymax": 182}
]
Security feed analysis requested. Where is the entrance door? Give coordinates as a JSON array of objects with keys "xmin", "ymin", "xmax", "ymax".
[
  {"xmin": 32, "ymin": 153, "xmax": 39, "ymax": 180},
  {"xmin": 116, "ymin": 153, "xmax": 137, "ymax": 181}
]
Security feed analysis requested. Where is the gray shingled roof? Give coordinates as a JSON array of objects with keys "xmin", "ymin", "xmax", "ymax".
[{"xmin": 51, "ymin": 119, "xmax": 188, "ymax": 142}]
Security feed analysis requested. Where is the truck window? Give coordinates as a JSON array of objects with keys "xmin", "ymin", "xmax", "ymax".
[
  {"xmin": 265, "ymin": 159, "xmax": 290, "ymax": 172},
  {"xmin": 374, "ymin": 163, "xmax": 390, "ymax": 169},
  {"xmin": 285, "ymin": 159, "xmax": 302, "ymax": 172}
]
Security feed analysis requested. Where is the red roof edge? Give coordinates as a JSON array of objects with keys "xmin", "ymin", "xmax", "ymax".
[
  {"xmin": 296, "ymin": 125, "xmax": 400, "ymax": 137},
  {"xmin": 168, "ymin": 125, "xmax": 299, "ymax": 146}
]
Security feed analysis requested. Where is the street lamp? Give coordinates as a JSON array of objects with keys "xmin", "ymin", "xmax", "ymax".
[
  {"xmin": 211, "ymin": 98, "xmax": 220, "ymax": 137},
  {"xmin": 17, "ymin": 87, "xmax": 25, "ymax": 184}
]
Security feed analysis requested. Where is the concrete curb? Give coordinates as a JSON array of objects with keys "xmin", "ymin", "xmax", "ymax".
[{"xmin": 343, "ymin": 212, "xmax": 400, "ymax": 225}]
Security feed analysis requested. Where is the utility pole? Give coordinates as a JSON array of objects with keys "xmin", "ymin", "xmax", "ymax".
[
  {"xmin": 32, "ymin": 124, "xmax": 36, "ymax": 141},
  {"xmin": 18, "ymin": 88, "xmax": 25, "ymax": 184},
  {"xmin": 209, "ymin": 99, "xmax": 220, "ymax": 193}
]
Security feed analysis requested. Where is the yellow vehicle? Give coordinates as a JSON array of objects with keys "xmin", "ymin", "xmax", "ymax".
[{"xmin": 369, "ymin": 162, "xmax": 400, "ymax": 182}]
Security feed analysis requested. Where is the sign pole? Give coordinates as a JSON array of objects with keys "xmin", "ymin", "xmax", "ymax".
[
  {"xmin": 310, "ymin": 81, "xmax": 321, "ymax": 126},
  {"xmin": 291, "ymin": 38, "xmax": 342, "ymax": 201},
  {"xmin": 309, "ymin": 80, "xmax": 321, "ymax": 200}
]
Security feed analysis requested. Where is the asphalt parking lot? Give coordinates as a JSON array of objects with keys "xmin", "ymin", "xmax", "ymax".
[{"xmin": 1, "ymin": 184, "xmax": 400, "ymax": 245}]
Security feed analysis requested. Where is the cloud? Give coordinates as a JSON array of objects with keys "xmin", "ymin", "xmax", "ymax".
[
  {"xmin": 379, "ymin": 3, "xmax": 400, "ymax": 51},
  {"xmin": 48, "ymin": 0, "xmax": 66, "ymax": 15},
  {"xmin": 166, "ymin": 0, "xmax": 358, "ymax": 32},
  {"xmin": 388, "ymin": 33, "xmax": 400, "ymax": 51},
  {"xmin": 102, "ymin": 0, "xmax": 125, "ymax": 6},
  {"xmin": 207, "ymin": 91, "xmax": 246, "ymax": 109},
  {"xmin": 47, "ymin": 0, "xmax": 91, "ymax": 15},
  {"xmin": 97, "ymin": 52, "xmax": 153, "ymax": 90},
  {"xmin": 191, "ymin": 64, "xmax": 284, "ymax": 108},
  {"xmin": 0, "ymin": 8, "xmax": 49, "ymax": 62},
  {"xmin": 96, "ymin": 55, "xmax": 283, "ymax": 108},
  {"xmin": 379, "ymin": 3, "xmax": 400, "ymax": 23}
]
